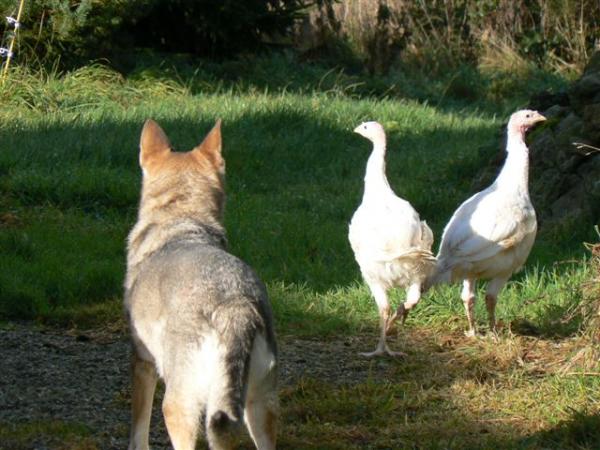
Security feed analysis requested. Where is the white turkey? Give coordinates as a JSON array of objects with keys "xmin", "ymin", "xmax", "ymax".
[
  {"xmin": 430, "ymin": 109, "xmax": 546, "ymax": 337},
  {"xmin": 349, "ymin": 121, "xmax": 436, "ymax": 357}
]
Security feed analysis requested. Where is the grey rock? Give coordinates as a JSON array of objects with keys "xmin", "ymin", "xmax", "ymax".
[
  {"xmin": 573, "ymin": 73, "xmax": 600, "ymax": 98},
  {"xmin": 555, "ymin": 113, "xmax": 584, "ymax": 142},
  {"xmin": 577, "ymin": 154, "xmax": 600, "ymax": 178},
  {"xmin": 559, "ymin": 155, "xmax": 585, "ymax": 173},
  {"xmin": 481, "ymin": 52, "xmax": 600, "ymax": 225},
  {"xmin": 570, "ymin": 51, "xmax": 600, "ymax": 113},
  {"xmin": 590, "ymin": 179, "xmax": 600, "ymax": 198},
  {"xmin": 550, "ymin": 185, "xmax": 586, "ymax": 220},
  {"xmin": 542, "ymin": 105, "xmax": 569, "ymax": 120},
  {"xmin": 583, "ymin": 103, "xmax": 600, "ymax": 142},
  {"xmin": 530, "ymin": 128, "xmax": 558, "ymax": 167},
  {"xmin": 583, "ymin": 51, "xmax": 600, "ymax": 76}
]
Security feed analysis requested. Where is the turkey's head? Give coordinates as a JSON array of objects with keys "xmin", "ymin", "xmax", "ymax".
[
  {"xmin": 508, "ymin": 109, "xmax": 546, "ymax": 136},
  {"xmin": 354, "ymin": 121, "xmax": 386, "ymax": 145}
]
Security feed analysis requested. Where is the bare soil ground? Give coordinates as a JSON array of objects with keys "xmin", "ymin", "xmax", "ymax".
[
  {"xmin": 0, "ymin": 324, "xmax": 393, "ymax": 449},
  {"xmin": 2, "ymin": 318, "xmax": 597, "ymax": 450}
]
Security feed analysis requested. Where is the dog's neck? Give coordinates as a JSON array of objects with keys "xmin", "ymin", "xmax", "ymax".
[{"xmin": 125, "ymin": 218, "xmax": 226, "ymax": 291}]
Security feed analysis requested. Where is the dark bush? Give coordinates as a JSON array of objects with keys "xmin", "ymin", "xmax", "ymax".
[
  {"xmin": 124, "ymin": 0, "xmax": 311, "ymax": 58},
  {"xmin": 0, "ymin": 0, "xmax": 314, "ymax": 68}
]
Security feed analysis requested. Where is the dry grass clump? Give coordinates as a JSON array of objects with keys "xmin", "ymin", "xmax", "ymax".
[
  {"xmin": 558, "ymin": 238, "xmax": 600, "ymax": 374},
  {"xmin": 297, "ymin": 0, "xmax": 599, "ymax": 75},
  {"xmin": 478, "ymin": 35, "xmax": 535, "ymax": 77},
  {"xmin": 581, "ymin": 241, "xmax": 600, "ymax": 342}
]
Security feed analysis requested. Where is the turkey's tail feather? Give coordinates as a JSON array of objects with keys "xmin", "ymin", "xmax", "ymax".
[
  {"xmin": 377, "ymin": 247, "xmax": 436, "ymax": 263},
  {"xmin": 387, "ymin": 248, "xmax": 437, "ymax": 284},
  {"xmin": 420, "ymin": 221, "xmax": 434, "ymax": 251}
]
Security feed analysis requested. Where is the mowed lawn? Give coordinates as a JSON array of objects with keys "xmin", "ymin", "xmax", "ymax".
[{"xmin": 0, "ymin": 65, "xmax": 598, "ymax": 448}]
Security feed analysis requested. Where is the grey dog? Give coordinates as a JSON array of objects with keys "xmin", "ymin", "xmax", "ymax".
[{"xmin": 125, "ymin": 119, "xmax": 278, "ymax": 450}]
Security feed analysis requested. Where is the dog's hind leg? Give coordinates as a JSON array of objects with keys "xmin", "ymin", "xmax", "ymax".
[
  {"xmin": 161, "ymin": 353, "xmax": 206, "ymax": 450},
  {"xmin": 244, "ymin": 385, "xmax": 278, "ymax": 450},
  {"xmin": 129, "ymin": 355, "xmax": 158, "ymax": 450},
  {"xmin": 243, "ymin": 334, "xmax": 278, "ymax": 450},
  {"xmin": 205, "ymin": 372, "xmax": 243, "ymax": 450},
  {"xmin": 162, "ymin": 386, "xmax": 202, "ymax": 450}
]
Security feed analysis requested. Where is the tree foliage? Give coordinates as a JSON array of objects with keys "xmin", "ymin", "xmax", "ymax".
[{"xmin": 0, "ymin": 0, "xmax": 313, "ymax": 67}]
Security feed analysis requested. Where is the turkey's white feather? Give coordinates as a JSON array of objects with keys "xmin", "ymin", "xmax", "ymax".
[
  {"xmin": 433, "ymin": 110, "xmax": 541, "ymax": 286},
  {"xmin": 349, "ymin": 121, "xmax": 435, "ymax": 291}
]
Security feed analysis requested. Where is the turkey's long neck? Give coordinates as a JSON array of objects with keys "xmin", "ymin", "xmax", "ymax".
[
  {"xmin": 495, "ymin": 130, "xmax": 530, "ymax": 193},
  {"xmin": 363, "ymin": 137, "xmax": 393, "ymax": 199}
]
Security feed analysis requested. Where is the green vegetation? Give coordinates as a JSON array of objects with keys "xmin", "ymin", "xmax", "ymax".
[
  {"xmin": 2, "ymin": 0, "xmax": 598, "ymax": 75},
  {"xmin": 0, "ymin": 421, "xmax": 96, "ymax": 450},
  {"xmin": 0, "ymin": 57, "xmax": 598, "ymax": 448},
  {"xmin": 0, "ymin": 0, "xmax": 310, "ymax": 65},
  {"xmin": 0, "ymin": 59, "xmax": 591, "ymax": 323},
  {"xmin": 274, "ymin": 343, "xmax": 600, "ymax": 450}
]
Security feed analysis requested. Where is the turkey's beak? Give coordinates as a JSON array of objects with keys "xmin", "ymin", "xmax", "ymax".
[
  {"xmin": 353, "ymin": 125, "xmax": 362, "ymax": 134},
  {"xmin": 533, "ymin": 112, "xmax": 547, "ymax": 123}
]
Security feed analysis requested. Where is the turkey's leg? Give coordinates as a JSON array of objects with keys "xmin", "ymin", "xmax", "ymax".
[
  {"xmin": 361, "ymin": 284, "xmax": 406, "ymax": 357},
  {"xmin": 461, "ymin": 278, "xmax": 477, "ymax": 337}
]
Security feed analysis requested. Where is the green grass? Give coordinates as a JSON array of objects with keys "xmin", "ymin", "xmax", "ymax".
[
  {"xmin": 275, "ymin": 353, "xmax": 600, "ymax": 449},
  {"xmin": 0, "ymin": 421, "xmax": 97, "ymax": 449},
  {"xmin": 0, "ymin": 56, "xmax": 598, "ymax": 448},
  {"xmin": 0, "ymin": 70, "xmax": 503, "ymax": 320},
  {"xmin": 0, "ymin": 62, "xmax": 592, "ymax": 325}
]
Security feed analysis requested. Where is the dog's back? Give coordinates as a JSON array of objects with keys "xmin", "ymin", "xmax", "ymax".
[{"xmin": 125, "ymin": 120, "xmax": 278, "ymax": 450}]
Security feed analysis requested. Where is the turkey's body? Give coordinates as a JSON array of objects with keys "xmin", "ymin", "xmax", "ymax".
[
  {"xmin": 349, "ymin": 200, "xmax": 433, "ymax": 291},
  {"xmin": 349, "ymin": 121, "xmax": 435, "ymax": 357},
  {"xmin": 431, "ymin": 109, "xmax": 544, "ymax": 337}
]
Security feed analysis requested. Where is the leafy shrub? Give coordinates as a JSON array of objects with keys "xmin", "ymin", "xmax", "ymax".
[{"xmin": 0, "ymin": 0, "xmax": 135, "ymax": 68}]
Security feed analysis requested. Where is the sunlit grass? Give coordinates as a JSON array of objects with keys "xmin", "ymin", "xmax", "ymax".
[
  {"xmin": 0, "ymin": 70, "xmax": 513, "ymax": 319},
  {"xmin": 0, "ymin": 60, "xmax": 597, "ymax": 449},
  {"xmin": 0, "ymin": 62, "xmax": 594, "ymax": 327},
  {"xmin": 274, "ymin": 367, "xmax": 600, "ymax": 449}
]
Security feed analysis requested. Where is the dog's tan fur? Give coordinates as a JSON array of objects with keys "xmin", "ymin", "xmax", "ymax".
[
  {"xmin": 125, "ymin": 120, "xmax": 278, "ymax": 450},
  {"xmin": 125, "ymin": 120, "xmax": 225, "ymax": 291}
]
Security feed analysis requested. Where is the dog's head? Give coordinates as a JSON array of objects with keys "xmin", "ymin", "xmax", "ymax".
[{"xmin": 137, "ymin": 119, "xmax": 225, "ymax": 224}]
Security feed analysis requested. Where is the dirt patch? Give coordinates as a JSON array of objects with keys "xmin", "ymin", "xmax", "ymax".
[
  {"xmin": 0, "ymin": 324, "xmax": 394, "ymax": 449},
  {"xmin": 1, "ymin": 322, "xmax": 594, "ymax": 449}
]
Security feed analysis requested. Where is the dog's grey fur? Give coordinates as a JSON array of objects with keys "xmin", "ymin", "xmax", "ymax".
[{"xmin": 125, "ymin": 120, "xmax": 278, "ymax": 450}]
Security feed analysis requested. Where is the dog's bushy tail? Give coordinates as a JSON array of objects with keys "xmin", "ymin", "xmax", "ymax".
[{"xmin": 207, "ymin": 299, "xmax": 263, "ymax": 447}]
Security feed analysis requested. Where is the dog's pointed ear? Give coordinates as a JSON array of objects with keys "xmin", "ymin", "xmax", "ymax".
[
  {"xmin": 140, "ymin": 119, "xmax": 171, "ymax": 169},
  {"xmin": 193, "ymin": 119, "xmax": 224, "ymax": 172}
]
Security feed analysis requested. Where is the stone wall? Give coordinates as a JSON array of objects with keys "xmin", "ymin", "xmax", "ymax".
[{"xmin": 477, "ymin": 52, "xmax": 600, "ymax": 227}]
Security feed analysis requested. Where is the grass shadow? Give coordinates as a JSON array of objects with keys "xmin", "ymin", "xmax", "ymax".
[
  {"xmin": 271, "ymin": 328, "xmax": 600, "ymax": 449},
  {"xmin": 117, "ymin": 50, "xmax": 571, "ymax": 117},
  {"xmin": 518, "ymin": 409, "xmax": 600, "ymax": 449},
  {"xmin": 0, "ymin": 88, "xmax": 592, "ymax": 334}
]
